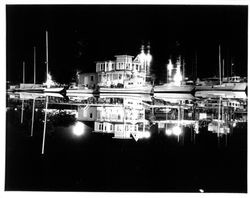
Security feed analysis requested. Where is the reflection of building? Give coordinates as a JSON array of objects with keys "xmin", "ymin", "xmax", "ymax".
[
  {"xmin": 93, "ymin": 97, "xmax": 150, "ymax": 140},
  {"xmin": 96, "ymin": 45, "xmax": 152, "ymax": 88},
  {"xmin": 77, "ymin": 106, "xmax": 97, "ymax": 121},
  {"xmin": 208, "ymin": 121, "xmax": 230, "ymax": 134}
]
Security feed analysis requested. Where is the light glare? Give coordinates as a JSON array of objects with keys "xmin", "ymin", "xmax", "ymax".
[
  {"xmin": 165, "ymin": 129, "xmax": 172, "ymax": 136},
  {"xmin": 144, "ymin": 131, "xmax": 151, "ymax": 138},
  {"xmin": 72, "ymin": 121, "xmax": 85, "ymax": 136},
  {"xmin": 172, "ymin": 126, "xmax": 182, "ymax": 136}
]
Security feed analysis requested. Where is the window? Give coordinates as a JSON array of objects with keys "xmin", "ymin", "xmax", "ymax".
[
  {"xmin": 113, "ymin": 73, "xmax": 118, "ymax": 80},
  {"xmin": 90, "ymin": 76, "xmax": 94, "ymax": 81},
  {"xmin": 90, "ymin": 113, "xmax": 93, "ymax": 118},
  {"xmin": 119, "ymin": 74, "xmax": 122, "ymax": 79},
  {"xmin": 99, "ymin": 124, "xmax": 102, "ymax": 130}
]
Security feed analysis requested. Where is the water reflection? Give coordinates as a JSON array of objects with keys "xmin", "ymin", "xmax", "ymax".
[
  {"xmin": 6, "ymin": 91, "xmax": 247, "ymax": 147},
  {"xmin": 5, "ymin": 91, "xmax": 248, "ymax": 192},
  {"xmin": 72, "ymin": 121, "xmax": 86, "ymax": 137}
]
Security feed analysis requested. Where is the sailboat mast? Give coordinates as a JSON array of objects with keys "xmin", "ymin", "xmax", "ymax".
[
  {"xmin": 222, "ymin": 59, "xmax": 225, "ymax": 81},
  {"xmin": 219, "ymin": 45, "xmax": 222, "ymax": 85},
  {"xmin": 182, "ymin": 58, "xmax": 185, "ymax": 82},
  {"xmin": 46, "ymin": 30, "xmax": 49, "ymax": 82},
  {"xmin": 33, "ymin": 46, "xmax": 36, "ymax": 84},
  {"xmin": 22, "ymin": 61, "xmax": 25, "ymax": 83}
]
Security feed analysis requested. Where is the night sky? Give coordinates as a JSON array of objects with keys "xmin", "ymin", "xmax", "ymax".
[{"xmin": 6, "ymin": 5, "xmax": 248, "ymax": 84}]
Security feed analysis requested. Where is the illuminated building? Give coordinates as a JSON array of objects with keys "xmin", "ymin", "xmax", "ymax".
[
  {"xmin": 96, "ymin": 45, "xmax": 152, "ymax": 88},
  {"xmin": 77, "ymin": 72, "xmax": 97, "ymax": 89}
]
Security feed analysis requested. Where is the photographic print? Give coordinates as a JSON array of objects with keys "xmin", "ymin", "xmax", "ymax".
[{"xmin": 5, "ymin": 4, "xmax": 247, "ymax": 193}]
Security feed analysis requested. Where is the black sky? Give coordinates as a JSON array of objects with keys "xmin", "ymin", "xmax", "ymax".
[{"xmin": 6, "ymin": 5, "xmax": 248, "ymax": 84}]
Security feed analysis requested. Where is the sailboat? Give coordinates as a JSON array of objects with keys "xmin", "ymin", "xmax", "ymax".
[
  {"xmin": 195, "ymin": 45, "xmax": 247, "ymax": 92},
  {"xmin": 11, "ymin": 31, "xmax": 65, "ymax": 94}
]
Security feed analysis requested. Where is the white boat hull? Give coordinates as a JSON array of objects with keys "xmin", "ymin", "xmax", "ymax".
[
  {"xmin": 99, "ymin": 86, "xmax": 153, "ymax": 94},
  {"xmin": 154, "ymin": 93, "xmax": 195, "ymax": 101},
  {"xmin": 195, "ymin": 91, "xmax": 247, "ymax": 99},
  {"xmin": 66, "ymin": 88, "xmax": 94, "ymax": 95},
  {"xmin": 195, "ymin": 82, "xmax": 247, "ymax": 92},
  {"xmin": 154, "ymin": 84, "xmax": 194, "ymax": 93},
  {"xmin": 44, "ymin": 87, "xmax": 64, "ymax": 93}
]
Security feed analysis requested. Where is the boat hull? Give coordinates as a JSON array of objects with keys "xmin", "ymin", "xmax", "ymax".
[
  {"xmin": 195, "ymin": 90, "xmax": 247, "ymax": 99},
  {"xmin": 99, "ymin": 87, "xmax": 153, "ymax": 94},
  {"xmin": 66, "ymin": 88, "xmax": 95, "ymax": 95},
  {"xmin": 154, "ymin": 84, "xmax": 194, "ymax": 93},
  {"xmin": 44, "ymin": 87, "xmax": 64, "ymax": 93},
  {"xmin": 12, "ymin": 88, "xmax": 45, "ymax": 93},
  {"xmin": 195, "ymin": 82, "xmax": 247, "ymax": 92},
  {"xmin": 154, "ymin": 93, "xmax": 195, "ymax": 101}
]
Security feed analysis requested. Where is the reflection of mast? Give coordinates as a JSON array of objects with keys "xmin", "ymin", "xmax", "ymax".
[
  {"xmin": 30, "ymin": 98, "xmax": 35, "ymax": 136},
  {"xmin": 177, "ymin": 104, "xmax": 181, "ymax": 142},
  {"xmin": 41, "ymin": 96, "xmax": 48, "ymax": 154},
  {"xmin": 217, "ymin": 97, "xmax": 221, "ymax": 147},
  {"xmin": 21, "ymin": 99, "xmax": 24, "ymax": 123}
]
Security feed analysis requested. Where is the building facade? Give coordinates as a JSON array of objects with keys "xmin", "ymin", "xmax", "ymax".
[
  {"xmin": 77, "ymin": 72, "xmax": 97, "ymax": 89},
  {"xmin": 96, "ymin": 45, "xmax": 152, "ymax": 88}
]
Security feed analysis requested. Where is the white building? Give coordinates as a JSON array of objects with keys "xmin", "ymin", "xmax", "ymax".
[
  {"xmin": 77, "ymin": 72, "xmax": 97, "ymax": 89},
  {"xmin": 96, "ymin": 45, "xmax": 152, "ymax": 88}
]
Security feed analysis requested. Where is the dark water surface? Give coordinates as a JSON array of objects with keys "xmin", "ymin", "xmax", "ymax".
[{"xmin": 5, "ymin": 93, "xmax": 247, "ymax": 192}]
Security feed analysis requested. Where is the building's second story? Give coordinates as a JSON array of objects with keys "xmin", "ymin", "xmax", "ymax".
[{"xmin": 96, "ymin": 55, "xmax": 144, "ymax": 73}]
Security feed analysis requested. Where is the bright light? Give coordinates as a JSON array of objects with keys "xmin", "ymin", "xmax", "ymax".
[
  {"xmin": 72, "ymin": 121, "xmax": 85, "ymax": 137},
  {"xmin": 233, "ymin": 122, "xmax": 237, "ymax": 127},
  {"xmin": 165, "ymin": 129, "xmax": 172, "ymax": 136},
  {"xmin": 146, "ymin": 53, "xmax": 152, "ymax": 65},
  {"xmin": 167, "ymin": 59, "xmax": 173, "ymax": 72},
  {"xmin": 14, "ymin": 108, "xmax": 17, "ymax": 111},
  {"xmin": 172, "ymin": 126, "xmax": 182, "ymax": 136},
  {"xmin": 44, "ymin": 73, "xmax": 56, "ymax": 88},
  {"xmin": 139, "ymin": 51, "xmax": 147, "ymax": 64},
  {"xmin": 173, "ymin": 68, "xmax": 182, "ymax": 86},
  {"xmin": 143, "ymin": 131, "xmax": 151, "ymax": 138}
]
